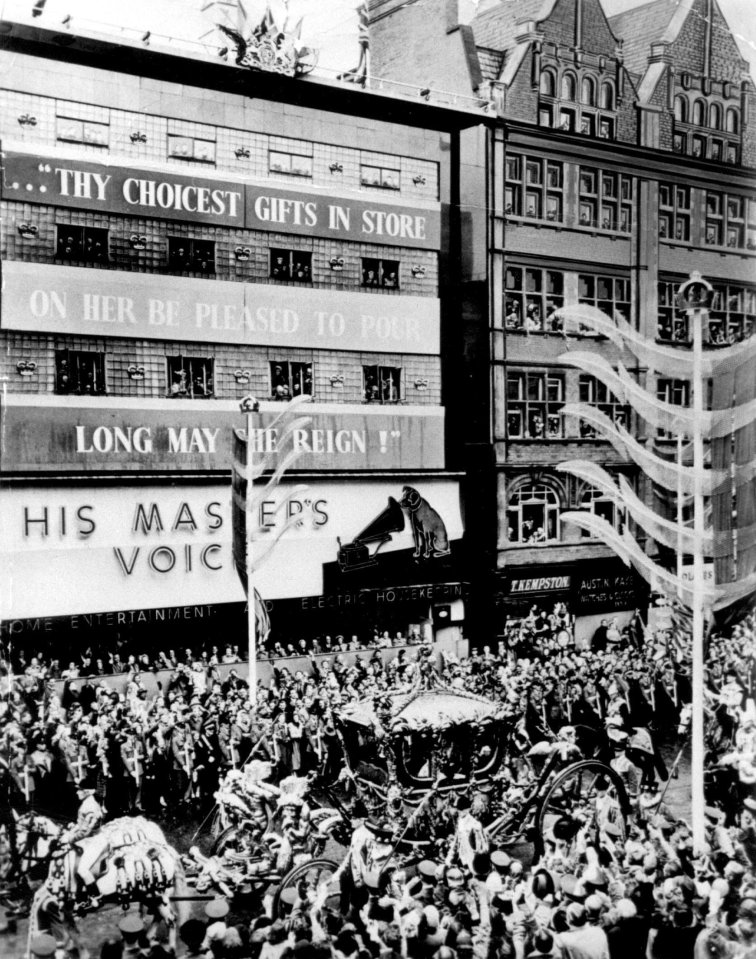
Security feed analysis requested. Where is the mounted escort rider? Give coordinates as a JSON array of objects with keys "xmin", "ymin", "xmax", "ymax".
[{"xmin": 60, "ymin": 776, "xmax": 104, "ymax": 908}]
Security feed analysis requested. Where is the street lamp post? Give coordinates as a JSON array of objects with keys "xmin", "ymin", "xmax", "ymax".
[{"xmin": 677, "ymin": 273, "xmax": 713, "ymax": 853}]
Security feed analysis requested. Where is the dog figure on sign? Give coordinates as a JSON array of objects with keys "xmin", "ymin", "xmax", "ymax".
[{"xmin": 400, "ymin": 486, "xmax": 451, "ymax": 560}]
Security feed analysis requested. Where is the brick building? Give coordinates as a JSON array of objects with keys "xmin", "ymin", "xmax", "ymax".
[
  {"xmin": 369, "ymin": 0, "xmax": 756, "ymax": 643},
  {"xmin": 0, "ymin": 15, "xmax": 485, "ymax": 656}
]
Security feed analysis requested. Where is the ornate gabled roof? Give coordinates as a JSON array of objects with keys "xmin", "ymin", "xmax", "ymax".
[
  {"xmin": 608, "ymin": 0, "xmax": 677, "ymax": 77},
  {"xmin": 471, "ymin": 0, "xmax": 548, "ymax": 52}
]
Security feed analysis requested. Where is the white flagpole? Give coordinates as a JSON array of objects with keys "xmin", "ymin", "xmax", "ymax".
[{"xmin": 690, "ymin": 302, "xmax": 706, "ymax": 852}]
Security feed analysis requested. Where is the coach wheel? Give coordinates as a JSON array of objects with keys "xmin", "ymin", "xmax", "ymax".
[
  {"xmin": 534, "ymin": 760, "xmax": 628, "ymax": 860},
  {"xmin": 272, "ymin": 858, "xmax": 340, "ymax": 918},
  {"xmin": 211, "ymin": 824, "xmax": 264, "ymax": 859}
]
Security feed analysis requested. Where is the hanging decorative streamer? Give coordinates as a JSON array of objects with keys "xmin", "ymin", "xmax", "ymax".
[
  {"xmin": 556, "ymin": 304, "xmax": 756, "ymax": 380},
  {"xmin": 560, "ymin": 404, "xmax": 710, "ymax": 496},
  {"xmin": 555, "ymin": 460, "xmax": 712, "ymax": 555}
]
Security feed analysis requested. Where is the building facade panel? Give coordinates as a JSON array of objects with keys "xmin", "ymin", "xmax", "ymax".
[{"xmin": 0, "ymin": 22, "xmax": 484, "ymax": 653}]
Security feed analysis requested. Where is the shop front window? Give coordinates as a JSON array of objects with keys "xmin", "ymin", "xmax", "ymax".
[
  {"xmin": 578, "ymin": 376, "xmax": 629, "ymax": 437},
  {"xmin": 168, "ymin": 237, "xmax": 215, "ymax": 274},
  {"xmin": 506, "ymin": 370, "xmax": 564, "ymax": 439},
  {"xmin": 504, "ymin": 267, "xmax": 564, "ymax": 332},
  {"xmin": 578, "ymin": 486, "xmax": 623, "ymax": 538},
  {"xmin": 55, "ymin": 349, "xmax": 106, "ymax": 395},
  {"xmin": 656, "ymin": 379, "xmax": 690, "ymax": 438},
  {"xmin": 364, "ymin": 365, "xmax": 401, "ymax": 404},
  {"xmin": 167, "ymin": 356, "xmax": 214, "ymax": 398},
  {"xmin": 507, "ymin": 483, "xmax": 561, "ymax": 544},
  {"xmin": 362, "ymin": 258, "xmax": 399, "ymax": 289},
  {"xmin": 578, "ymin": 273, "xmax": 631, "ymax": 327},
  {"xmin": 271, "ymin": 361, "xmax": 313, "ymax": 400},
  {"xmin": 56, "ymin": 225, "xmax": 109, "ymax": 263},
  {"xmin": 270, "ymin": 249, "xmax": 312, "ymax": 282}
]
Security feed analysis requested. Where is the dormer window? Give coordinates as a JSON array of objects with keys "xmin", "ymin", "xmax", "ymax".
[
  {"xmin": 581, "ymin": 76, "xmax": 596, "ymax": 106},
  {"xmin": 674, "ymin": 94, "xmax": 740, "ymax": 164},
  {"xmin": 539, "ymin": 67, "xmax": 616, "ymax": 139},
  {"xmin": 540, "ymin": 70, "xmax": 556, "ymax": 97},
  {"xmin": 561, "ymin": 73, "xmax": 577, "ymax": 100}
]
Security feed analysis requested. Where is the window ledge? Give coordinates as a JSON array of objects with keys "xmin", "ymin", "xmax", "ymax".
[
  {"xmin": 573, "ymin": 224, "xmax": 630, "ymax": 239},
  {"xmin": 655, "ymin": 337, "xmax": 693, "ymax": 347},
  {"xmin": 168, "ymin": 155, "xmax": 216, "ymax": 166},
  {"xmin": 659, "ymin": 238, "xmax": 695, "ymax": 251},
  {"xmin": 505, "ymin": 540, "xmax": 562, "ymax": 548},
  {"xmin": 360, "ymin": 183, "xmax": 401, "ymax": 192},
  {"xmin": 506, "ymin": 216, "xmax": 565, "ymax": 228},
  {"xmin": 167, "ymin": 394, "xmax": 216, "ymax": 400},
  {"xmin": 269, "ymin": 170, "xmax": 313, "ymax": 179},
  {"xmin": 504, "ymin": 329, "xmax": 608, "ymax": 341}
]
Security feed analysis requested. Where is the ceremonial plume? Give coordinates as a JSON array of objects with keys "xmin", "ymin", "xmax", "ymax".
[{"xmin": 232, "ymin": 394, "xmax": 313, "ymax": 652}]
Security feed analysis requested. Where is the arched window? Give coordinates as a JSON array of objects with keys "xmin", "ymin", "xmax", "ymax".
[
  {"xmin": 540, "ymin": 69, "xmax": 556, "ymax": 97},
  {"xmin": 709, "ymin": 103, "xmax": 722, "ymax": 129},
  {"xmin": 692, "ymin": 99, "xmax": 706, "ymax": 126},
  {"xmin": 577, "ymin": 487, "xmax": 623, "ymax": 538},
  {"xmin": 600, "ymin": 82, "xmax": 615, "ymax": 110},
  {"xmin": 506, "ymin": 483, "xmax": 561, "ymax": 544},
  {"xmin": 674, "ymin": 95, "xmax": 687, "ymax": 122},
  {"xmin": 726, "ymin": 108, "xmax": 740, "ymax": 133},
  {"xmin": 560, "ymin": 72, "xmax": 576, "ymax": 101},
  {"xmin": 581, "ymin": 75, "xmax": 596, "ymax": 106}
]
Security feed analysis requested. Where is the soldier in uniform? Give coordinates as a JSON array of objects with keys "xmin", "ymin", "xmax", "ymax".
[{"xmin": 63, "ymin": 776, "xmax": 105, "ymax": 908}]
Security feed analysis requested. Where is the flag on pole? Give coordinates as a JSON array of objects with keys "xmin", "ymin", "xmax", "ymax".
[
  {"xmin": 338, "ymin": 0, "xmax": 369, "ymax": 83},
  {"xmin": 231, "ymin": 395, "xmax": 313, "ymax": 647},
  {"xmin": 231, "ymin": 427, "xmax": 272, "ymax": 644}
]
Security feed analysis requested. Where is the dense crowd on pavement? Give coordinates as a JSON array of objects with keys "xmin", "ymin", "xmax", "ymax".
[
  {"xmin": 0, "ymin": 603, "xmax": 755, "ymax": 958},
  {"xmin": 0, "ymin": 628, "xmax": 429, "ymax": 683}
]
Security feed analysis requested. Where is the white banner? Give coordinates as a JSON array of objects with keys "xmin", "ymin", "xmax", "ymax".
[{"xmin": 1, "ymin": 262, "xmax": 440, "ymax": 354}]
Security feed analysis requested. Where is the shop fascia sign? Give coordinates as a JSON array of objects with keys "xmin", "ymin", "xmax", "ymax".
[
  {"xmin": 509, "ymin": 575, "xmax": 571, "ymax": 593},
  {"xmin": 1, "ymin": 150, "xmax": 440, "ymax": 249},
  {"xmin": 17, "ymin": 492, "xmax": 227, "ymax": 578},
  {"xmin": 0, "ymin": 485, "xmax": 246, "ymax": 620},
  {"xmin": 679, "ymin": 563, "xmax": 715, "ymax": 586}
]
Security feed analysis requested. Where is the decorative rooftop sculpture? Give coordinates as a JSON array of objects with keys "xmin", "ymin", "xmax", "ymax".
[{"xmin": 217, "ymin": 3, "xmax": 318, "ymax": 77}]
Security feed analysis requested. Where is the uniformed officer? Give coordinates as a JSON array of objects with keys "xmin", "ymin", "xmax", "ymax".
[{"xmin": 64, "ymin": 776, "xmax": 105, "ymax": 908}]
